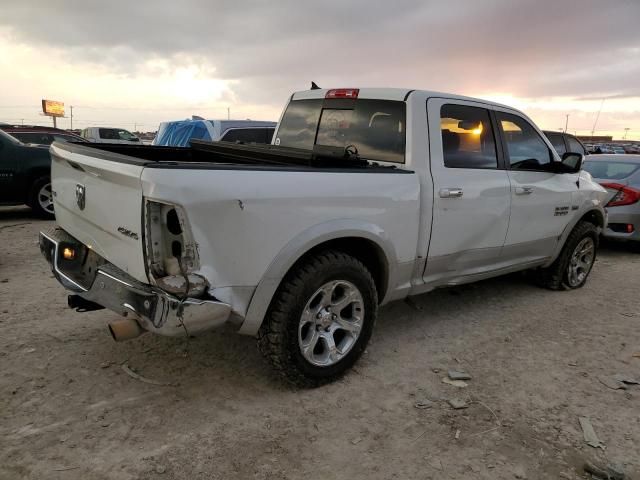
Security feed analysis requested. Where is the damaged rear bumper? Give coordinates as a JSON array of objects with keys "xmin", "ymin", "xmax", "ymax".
[{"xmin": 39, "ymin": 228, "xmax": 232, "ymax": 338}]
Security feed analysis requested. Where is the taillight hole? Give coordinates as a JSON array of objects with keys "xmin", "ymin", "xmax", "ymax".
[
  {"xmin": 166, "ymin": 209, "xmax": 183, "ymax": 235},
  {"xmin": 172, "ymin": 240, "xmax": 182, "ymax": 257}
]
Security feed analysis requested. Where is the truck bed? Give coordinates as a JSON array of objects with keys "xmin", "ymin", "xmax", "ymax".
[{"xmin": 62, "ymin": 139, "xmax": 403, "ymax": 171}]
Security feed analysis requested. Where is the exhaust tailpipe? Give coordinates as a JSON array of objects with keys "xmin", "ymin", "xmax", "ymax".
[{"xmin": 108, "ymin": 318, "xmax": 144, "ymax": 342}]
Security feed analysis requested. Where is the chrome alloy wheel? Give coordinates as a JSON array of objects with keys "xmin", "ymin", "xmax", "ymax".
[
  {"xmin": 298, "ymin": 280, "xmax": 364, "ymax": 367},
  {"xmin": 38, "ymin": 182, "xmax": 54, "ymax": 215},
  {"xmin": 567, "ymin": 237, "xmax": 595, "ymax": 287}
]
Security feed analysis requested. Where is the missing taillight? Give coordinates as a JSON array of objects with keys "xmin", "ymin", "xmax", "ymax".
[
  {"xmin": 171, "ymin": 240, "xmax": 182, "ymax": 257},
  {"xmin": 166, "ymin": 208, "xmax": 182, "ymax": 235},
  {"xmin": 145, "ymin": 201, "xmax": 200, "ymax": 283}
]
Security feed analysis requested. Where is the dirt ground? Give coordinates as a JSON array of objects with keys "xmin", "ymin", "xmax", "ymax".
[{"xmin": 1, "ymin": 205, "xmax": 639, "ymax": 480}]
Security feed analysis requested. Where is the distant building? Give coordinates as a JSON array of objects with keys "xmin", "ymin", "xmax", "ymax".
[{"xmin": 578, "ymin": 135, "xmax": 613, "ymax": 142}]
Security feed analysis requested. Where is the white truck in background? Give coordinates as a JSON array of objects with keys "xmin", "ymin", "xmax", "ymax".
[
  {"xmin": 80, "ymin": 127, "xmax": 141, "ymax": 144},
  {"xmin": 40, "ymin": 87, "xmax": 607, "ymax": 386}
]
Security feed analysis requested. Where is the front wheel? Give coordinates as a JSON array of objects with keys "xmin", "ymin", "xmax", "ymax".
[
  {"xmin": 258, "ymin": 250, "xmax": 378, "ymax": 387},
  {"xmin": 535, "ymin": 221, "xmax": 598, "ymax": 290}
]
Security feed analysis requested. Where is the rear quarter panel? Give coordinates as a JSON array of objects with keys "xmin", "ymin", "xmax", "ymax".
[{"xmin": 140, "ymin": 167, "xmax": 421, "ymax": 293}]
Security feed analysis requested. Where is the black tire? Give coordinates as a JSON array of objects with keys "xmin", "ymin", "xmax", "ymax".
[
  {"xmin": 28, "ymin": 176, "xmax": 55, "ymax": 219},
  {"xmin": 258, "ymin": 250, "xmax": 378, "ymax": 387},
  {"xmin": 535, "ymin": 221, "xmax": 599, "ymax": 290}
]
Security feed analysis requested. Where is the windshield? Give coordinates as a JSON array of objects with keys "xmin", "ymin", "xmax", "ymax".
[
  {"xmin": 583, "ymin": 160, "xmax": 640, "ymax": 180},
  {"xmin": 51, "ymin": 134, "xmax": 84, "ymax": 143},
  {"xmin": 275, "ymin": 98, "xmax": 406, "ymax": 163}
]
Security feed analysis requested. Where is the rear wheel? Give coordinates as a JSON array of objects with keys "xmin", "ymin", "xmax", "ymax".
[
  {"xmin": 535, "ymin": 221, "xmax": 598, "ymax": 290},
  {"xmin": 28, "ymin": 176, "xmax": 55, "ymax": 219},
  {"xmin": 258, "ymin": 250, "xmax": 378, "ymax": 387}
]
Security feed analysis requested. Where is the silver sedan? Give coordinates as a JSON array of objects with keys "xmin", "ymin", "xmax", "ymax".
[{"xmin": 582, "ymin": 154, "xmax": 640, "ymax": 243}]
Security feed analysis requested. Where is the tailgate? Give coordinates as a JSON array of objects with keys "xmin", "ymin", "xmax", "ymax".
[{"xmin": 50, "ymin": 142, "xmax": 148, "ymax": 283}]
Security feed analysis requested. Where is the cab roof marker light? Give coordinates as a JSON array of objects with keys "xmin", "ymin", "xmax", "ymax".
[{"xmin": 325, "ymin": 89, "xmax": 359, "ymax": 99}]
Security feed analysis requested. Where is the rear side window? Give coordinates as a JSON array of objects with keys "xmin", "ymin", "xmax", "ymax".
[
  {"xmin": 583, "ymin": 161, "xmax": 640, "ymax": 180},
  {"xmin": 566, "ymin": 135, "xmax": 586, "ymax": 155},
  {"xmin": 440, "ymin": 104, "xmax": 498, "ymax": 169},
  {"xmin": 497, "ymin": 113, "xmax": 553, "ymax": 171},
  {"xmin": 276, "ymin": 98, "xmax": 406, "ymax": 163},
  {"xmin": 10, "ymin": 132, "xmax": 53, "ymax": 145},
  {"xmin": 220, "ymin": 128, "xmax": 273, "ymax": 144},
  {"xmin": 545, "ymin": 132, "xmax": 567, "ymax": 155}
]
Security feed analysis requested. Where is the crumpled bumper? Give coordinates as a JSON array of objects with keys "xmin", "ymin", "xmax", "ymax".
[{"xmin": 39, "ymin": 228, "xmax": 232, "ymax": 337}]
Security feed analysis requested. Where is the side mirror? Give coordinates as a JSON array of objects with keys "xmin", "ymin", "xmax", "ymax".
[{"xmin": 560, "ymin": 151, "xmax": 584, "ymax": 173}]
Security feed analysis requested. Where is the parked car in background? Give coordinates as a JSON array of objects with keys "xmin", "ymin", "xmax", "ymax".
[
  {"xmin": 80, "ymin": 127, "xmax": 141, "ymax": 144},
  {"xmin": 0, "ymin": 129, "xmax": 55, "ymax": 217},
  {"xmin": 582, "ymin": 154, "xmax": 640, "ymax": 243},
  {"xmin": 0, "ymin": 125, "xmax": 86, "ymax": 146},
  {"xmin": 624, "ymin": 145, "xmax": 640, "ymax": 154},
  {"xmin": 543, "ymin": 131, "xmax": 588, "ymax": 156},
  {"xmin": 40, "ymin": 87, "xmax": 607, "ymax": 385},
  {"xmin": 152, "ymin": 119, "xmax": 276, "ymax": 147}
]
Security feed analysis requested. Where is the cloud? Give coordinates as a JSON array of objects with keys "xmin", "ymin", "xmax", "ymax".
[{"xmin": 1, "ymin": 0, "xmax": 640, "ymax": 136}]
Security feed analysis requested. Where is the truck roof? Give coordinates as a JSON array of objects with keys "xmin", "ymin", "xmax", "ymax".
[{"xmin": 291, "ymin": 88, "xmax": 515, "ymax": 111}]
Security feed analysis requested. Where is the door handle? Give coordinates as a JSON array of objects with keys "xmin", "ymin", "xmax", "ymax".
[
  {"xmin": 439, "ymin": 188, "xmax": 463, "ymax": 198},
  {"xmin": 515, "ymin": 186, "xmax": 533, "ymax": 195}
]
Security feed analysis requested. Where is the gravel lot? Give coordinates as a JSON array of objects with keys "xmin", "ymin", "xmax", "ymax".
[{"xmin": 1, "ymin": 206, "xmax": 639, "ymax": 480}]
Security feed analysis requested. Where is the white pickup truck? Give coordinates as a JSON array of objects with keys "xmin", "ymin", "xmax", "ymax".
[{"xmin": 40, "ymin": 87, "xmax": 607, "ymax": 386}]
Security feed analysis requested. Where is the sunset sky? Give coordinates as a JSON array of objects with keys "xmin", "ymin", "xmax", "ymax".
[{"xmin": 1, "ymin": 0, "xmax": 639, "ymax": 139}]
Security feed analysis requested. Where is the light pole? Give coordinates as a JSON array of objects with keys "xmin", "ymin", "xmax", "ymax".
[
  {"xmin": 623, "ymin": 128, "xmax": 630, "ymax": 140},
  {"xmin": 564, "ymin": 114, "xmax": 569, "ymax": 133}
]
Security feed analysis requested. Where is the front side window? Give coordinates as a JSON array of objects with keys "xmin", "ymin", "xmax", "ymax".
[
  {"xmin": 276, "ymin": 98, "xmax": 406, "ymax": 163},
  {"xmin": 497, "ymin": 113, "xmax": 553, "ymax": 171},
  {"xmin": 440, "ymin": 104, "xmax": 498, "ymax": 169}
]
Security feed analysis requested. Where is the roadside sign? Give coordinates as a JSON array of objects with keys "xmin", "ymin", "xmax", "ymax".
[{"xmin": 42, "ymin": 99, "xmax": 65, "ymax": 117}]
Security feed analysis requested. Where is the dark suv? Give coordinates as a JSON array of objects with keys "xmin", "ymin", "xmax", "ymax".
[
  {"xmin": 0, "ymin": 125, "xmax": 85, "ymax": 146},
  {"xmin": 0, "ymin": 126, "xmax": 86, "ymax": 218},
  {"xmin": 543, "ymin": 131, "xmax": 588, "ymax": 157}
]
